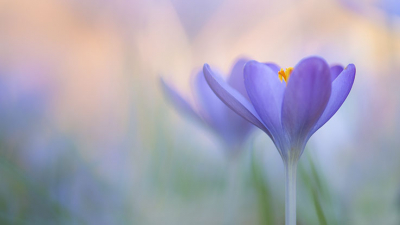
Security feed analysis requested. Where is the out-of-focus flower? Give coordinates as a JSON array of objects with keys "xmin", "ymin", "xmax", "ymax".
[
  {"xmin": 339, "ymin": 0, "xmax": 400, "ymax": 17},
  {"xmin": 161, "ymin": 59, "xmax": 254, "ymax": 155},
  {"xmin": 204, "ymin": 56, "xmax": 355, "ymax": 224},
  {"xmin": 377, "ymin": 0, "xmax": 400, "ymax": 16},
  {"xmin": 170, "ymin": 0, "xmax": 224, "ymax": 38},
  {"xmin": 0, "ymin": 69, "xmax": 53, "ymax": 142}
]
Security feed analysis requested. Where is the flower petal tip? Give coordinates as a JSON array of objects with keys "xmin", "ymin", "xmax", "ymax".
[
  {"xmin": 243, "ymin": 60, "xmax": 265, "ymax": 77},
  {"xmin": 345, "ymin": 64, "xmax": 356, "ymax": 73},
  {"xmin": 203, "ymin": 63, "xmax": 210, "ymax": 71},
  {"xmin": 341, "ymin": 63, "xmax": 356, "ymax": 83},
  {"xmin": 243, "ymin": 60, "xmax": 260, "ymax": 69}
]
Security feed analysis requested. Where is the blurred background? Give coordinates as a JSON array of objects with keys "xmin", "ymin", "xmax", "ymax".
[{"xmin": 0, "ymin": 0, "xmax": 399, "ymax": 224}]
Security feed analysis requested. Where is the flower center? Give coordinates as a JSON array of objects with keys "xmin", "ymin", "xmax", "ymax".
[{"xmin": 278, "ymin": 67, "xmax": 293, "ymax": 83}]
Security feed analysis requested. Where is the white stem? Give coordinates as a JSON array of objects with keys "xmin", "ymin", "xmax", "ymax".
[{"xmin": 285, "ymin": 160, "xmax": 298, "ymax": 225}]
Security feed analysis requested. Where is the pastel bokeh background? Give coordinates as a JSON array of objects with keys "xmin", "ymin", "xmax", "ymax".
[{"xmin": 0, "ymin": 0, "xmax": 399, "ymax": 224}]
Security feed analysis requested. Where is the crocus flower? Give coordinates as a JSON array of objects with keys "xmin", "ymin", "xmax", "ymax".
[
  {"xmin": 203, "ymin": 56, "xmax": 355, "ymax": 225},
  {"xmin": 161, "ymin": 59, "xmax": 254, "ymax": 156}
]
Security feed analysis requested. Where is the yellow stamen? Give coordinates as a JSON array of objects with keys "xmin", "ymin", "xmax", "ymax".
[{"xmin": 278, "ymin": 67, "xmax": 293, "ymax": 83}]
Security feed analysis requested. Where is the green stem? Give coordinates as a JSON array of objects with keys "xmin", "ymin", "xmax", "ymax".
[
  {"xmin": 285, "ymin": 160, "xmax": 298, "ymax": 225},
  {"xmin": 224, "ymin": 156, "xmax": 240, "ymax": 225}
]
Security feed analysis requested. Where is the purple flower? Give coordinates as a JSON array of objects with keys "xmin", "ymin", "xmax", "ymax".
[
  {"xmin": 203, "ymin": 56, "xmax": 356, "ymax": 162},
  {"xmin": 204, "ymin": 56, "xmax": 355, "ymax": 224},
  {"xmin": 339, "ymin": 0, "xmax": 400, "ymax": 17},
  {"xmin": 161, "ymin": 59, "xmax": 254, "ymax": 154}
]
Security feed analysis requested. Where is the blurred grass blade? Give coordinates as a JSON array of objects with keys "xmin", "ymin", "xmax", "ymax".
[{"xmin": 251, "ymin": 146, "xmax": 275, "ymax": 225}]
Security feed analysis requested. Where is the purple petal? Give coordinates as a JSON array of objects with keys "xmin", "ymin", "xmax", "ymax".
[
  {"xmin": 160, "ymin": 77, "xmax": 202, "ymax": 122},
  {"xmin": 227, "ymin": 58, "xmax": 250, "ymax": 100},
  {"xmin": 311, "ymin": 64, "xmax": 356, "ymax": 134},
  {"xmin": 281, "ymin": 57, "xmax": 331, "ymax": 146},
  {"xmin": 264, "ymin": 63, "xmax": 281, "ymax": 74},
  {"xmin": 330, "ymin": 65, "xmax": 344, "ymax": 82},
  {"xmin": 193, "ymin": 70, "xmax": 227, "ymax": 128},
  {"xmin": 194, "ymin": 67, "xmax": 254, "ymax": 146},
  {"xmin": 203, "ymin": 64, "xmax": 272, "ymax": 138},
  {"xmin": 244, "ymin": 60, "xmax": 286, "ymax": 136}
]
